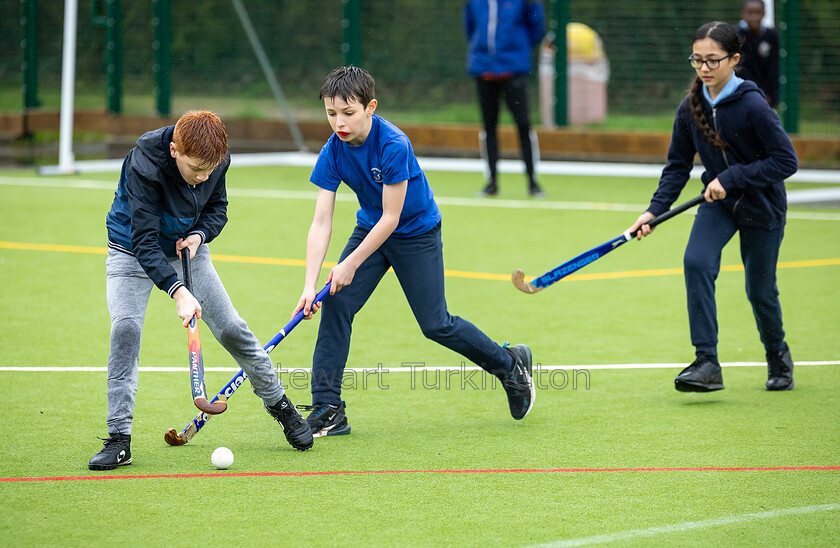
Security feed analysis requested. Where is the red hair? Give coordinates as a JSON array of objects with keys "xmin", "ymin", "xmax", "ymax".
[{"xmin": 173, "ymin": 110, "xmax": 228, "ymax": 166}]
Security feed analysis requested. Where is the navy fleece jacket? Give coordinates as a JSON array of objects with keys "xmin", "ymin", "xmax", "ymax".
[
  {"xmin": 105, "ymin": 125, "xmax": 230, "ymax": 297},
  {"xmin": 650, "ymin": 79, "xmax": 797, "ymax": 229}
]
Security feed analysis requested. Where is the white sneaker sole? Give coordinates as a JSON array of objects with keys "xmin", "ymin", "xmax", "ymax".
[{"xmin": 520, "ymin": 372, "xmax": 536, "ymax": 419}]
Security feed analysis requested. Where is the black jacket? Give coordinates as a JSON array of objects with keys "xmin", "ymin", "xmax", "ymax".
[
  {"xmin": 650, "ymin": 79, "xmax": 797, "ymax": 229},
  {"xmin": 736, "ymin": 25, "xmax": 780, "ymax": 107},
  {"xmin": 105, "ymin": 125, "xmax": 230, "ymax": 296}
]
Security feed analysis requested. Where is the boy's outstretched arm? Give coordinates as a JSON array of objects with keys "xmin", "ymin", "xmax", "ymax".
[
  {"xmin": 294, "ymin": 188, "xmax": 336, "ymax": 318},
  {"xmin": 328, "ymin": 180, "xmax": 407, "ymax": 292}
]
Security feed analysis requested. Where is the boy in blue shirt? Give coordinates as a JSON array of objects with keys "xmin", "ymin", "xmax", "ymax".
[{"xmin": 293, "ymin": 66, "xmax": 535, "ymax": 436}]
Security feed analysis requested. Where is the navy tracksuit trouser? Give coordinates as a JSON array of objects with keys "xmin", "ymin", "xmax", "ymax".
[
  {"xmin": 310, "ymin": 223, "xmax": 513, "ymax": 405},
  {"xmin": 683, "ymin": 202, "xmax": 787, "ymax": 360}
]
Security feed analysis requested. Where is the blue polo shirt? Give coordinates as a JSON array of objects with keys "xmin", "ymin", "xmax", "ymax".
[{"xmin": 310, "ymin": 115, "xmax": 441, "ymax": 237}]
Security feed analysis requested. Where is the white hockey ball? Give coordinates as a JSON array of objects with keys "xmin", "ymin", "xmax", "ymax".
[{"xmin": 211, "ymin": 446, "xmax": 234, "ymax": 470}]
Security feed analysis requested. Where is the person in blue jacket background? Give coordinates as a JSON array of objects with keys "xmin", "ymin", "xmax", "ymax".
[
  {"xmin": 91, "ymin": 111, "xmax": 312, "ymax": 471},
  {"xmin": 464, "ymin": 0, "xmax": 545, "ymax": 198},
  {"xmin": 627, "ymin": 22, "xmax": 798, "ymax": 393}
]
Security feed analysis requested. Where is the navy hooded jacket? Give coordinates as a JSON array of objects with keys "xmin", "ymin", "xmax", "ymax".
[
  {"xmin": 464, "ymin": 0, "xmax": 545, "ymax": 77},
  {"xmin": 650, "ymin": 79, "xmax": 797, "ymax": 229},
  {"xmin": 105, "ymin": 125, "xmax": 230, "ymax": 297}
]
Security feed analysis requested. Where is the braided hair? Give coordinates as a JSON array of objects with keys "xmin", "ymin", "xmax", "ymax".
[{"xmin": 687, "ymin": 22, "xmax": 742, "ymax": 150}]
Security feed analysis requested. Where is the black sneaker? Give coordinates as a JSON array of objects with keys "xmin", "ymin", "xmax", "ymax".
[
  {"xmin": 529, "ymin": 183, "xmax": 546, "ymax": 199},
  {"xmin": 674, "ymin": 358, "xmax": 724, "ymax": 392},
  {"xmin": 501, "ymin": 344, "xmax": 535, "ymax": 420},
  {"xmin": 265, "ymin": 395, "xmax": 314, "ymax": 451},
  {"xmin": 89, "ymin": 433, "xmax": 132, "ymax": 470},
  {"xmin": 766, "ymin": 344, "xmax": 794, "ymax": 391},
  {"xmin": 298, "ymin": 401, "xmax": 351, "ymax": 437},
  {"xmin": 476, "ymin": 179, "xmax": 498, "ymax": 197}
]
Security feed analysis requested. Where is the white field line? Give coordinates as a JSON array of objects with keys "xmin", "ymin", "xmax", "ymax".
[
  {"xmin": 27, "ymin": 152, "xmax": 840, "ymax": 184},
  {"xmin": 1, "ymin": 361, "xmax": 837, "ymax": 373},
  {"xmin": 2, "ymin": 176, "xmax": 839, "ymax": 221},
  {"xmin": 0, "ymin": 176, "xmax": 647, "ymax": 212},
  {"xmin": 529, "ymin": 502, "xmax": 840, "ymax": 548}
]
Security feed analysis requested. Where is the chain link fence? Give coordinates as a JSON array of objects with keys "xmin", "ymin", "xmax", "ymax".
[{"xmin": 1, "ymin": 1, "xmax": 838, "ymax": 136}]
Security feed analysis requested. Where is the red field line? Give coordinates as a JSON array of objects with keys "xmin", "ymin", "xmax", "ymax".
[{"xmin": 3, "ymin": 466, "xmax": 838, "ymax": 483}]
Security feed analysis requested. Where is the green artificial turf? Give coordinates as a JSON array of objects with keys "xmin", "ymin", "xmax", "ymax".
[{"xmin": 0, "ymin": 165, "xmax": 838, "ymax": 546}]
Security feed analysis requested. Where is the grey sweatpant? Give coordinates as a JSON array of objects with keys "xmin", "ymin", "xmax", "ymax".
[{"xmin": 105, "ymin": 244, "xmax": 283, "ymax": 434}]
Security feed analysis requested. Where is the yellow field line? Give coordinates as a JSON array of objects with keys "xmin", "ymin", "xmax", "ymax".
[
  {"xmin": 0, "ymin": 241, "xmax": 107, "ymax": 255},
  {"xmin": 213, "ymin": 253, "xmax": 311, "ymax": 268},
  {"xmin": 444, "ymin": 269, "xmax": 511, "ymax": 281},
  {"xmin": 560, "ymin": 258, "xmax": 840, "ymax": 281},
  {"xmin": 777, "ymin": 258, "xmax": 840, "ymax": 268},
  {"xmin": 1, "ymin": 241, "xmax": 838, "ymax": 282}
]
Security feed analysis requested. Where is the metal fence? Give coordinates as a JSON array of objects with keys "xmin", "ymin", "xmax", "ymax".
[{"xmin": 3, "ymin": 1, "xmax": 838, "ymax": 137}]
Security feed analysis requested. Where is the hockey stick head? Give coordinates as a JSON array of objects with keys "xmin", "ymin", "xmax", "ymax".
[
  {"xmin": 164, "ymin": 428, "xmax": 185, "ymax": 446},
  {"xmin": 511, "ymin": 269, "xmax": 543, "ymax": 294},
  {"xmin": 194, "ymin": 396, "xmax": 227, "ymax": 415},
  {"xmin": 164, "ymin": 419, "xmax": 199, "ymax": 446}
]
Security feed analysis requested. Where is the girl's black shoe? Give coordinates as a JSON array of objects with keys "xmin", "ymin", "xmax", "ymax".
[
  {"xmin": 766, "ymin": 344, "xmax": 794, "ymax": 391},
  {"xmin": 674, "ymin": 359, "xmax": 724, "ymax": 392}
]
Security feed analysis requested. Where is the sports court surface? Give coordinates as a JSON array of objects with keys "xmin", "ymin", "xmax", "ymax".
[{"xmin": 1, "ymin": 159, "xmax": 838, "ymax": 545}]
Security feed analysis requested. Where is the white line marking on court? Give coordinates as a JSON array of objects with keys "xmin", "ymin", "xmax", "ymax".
[
  {"xmin": 3, "ymin": 177, "xmax": 839, "ymax": 220},
  {"xmin": 1, "ymin": 362, "xmax": 837, "ymax": 373},
  {"xmin": 786, "ymin": 211, "xmax": 840, "ymax": 221},
  {"xmin": 0, "ymin": 177, "xmax": 648, "ymax": 213},
  {"xmin": 0, "ymin": 177, "xmax": 115, "ymax": 190},
  {"xmin": 0, "ymin": 177, "xmax": 646, "ymax": 212},
  {"xmin": 528, "ymin": 502, "xmax": 840, "ymax": 547},
  {"xmin": 787, "ymin": 187, "xmax": 840, "ymax": 203},
  {"xmin": 25, "ymin": 152, "xmax": 840, "ymax": 184}
]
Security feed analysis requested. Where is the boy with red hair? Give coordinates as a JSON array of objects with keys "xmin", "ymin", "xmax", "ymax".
[{"xmin": 90, "ymin": 111, "xmax": 312, "ymax": 470}]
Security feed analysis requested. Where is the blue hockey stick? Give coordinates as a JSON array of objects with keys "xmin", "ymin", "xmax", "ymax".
[
  {"xmin": 164, "ymin": 282, "xmax": 332, "ymax": 445},
  {"xmin": 512, "ymin": 194, "xmax": 704, "ymax": 294}
]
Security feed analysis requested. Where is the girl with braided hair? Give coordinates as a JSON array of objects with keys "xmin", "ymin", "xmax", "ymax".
[{"xmin": 627, "ymin": 21, "xmax": 798, "ymax": 393}]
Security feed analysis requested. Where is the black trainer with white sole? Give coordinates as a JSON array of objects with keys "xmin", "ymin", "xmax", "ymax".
[
  {"xmin": 299, "ymin": 401, "xmax": 351, "ymax": 437},
  {"xmin": 89, "ymin": 433, "xmax": 132, "ymax": 470},
  {"xmin": 265, "ymin": 394, "xmax": 314, "ymax": 451},
  {"xmin": 501, "ymin": 344, "xmax": 536, "ymax": 420}
]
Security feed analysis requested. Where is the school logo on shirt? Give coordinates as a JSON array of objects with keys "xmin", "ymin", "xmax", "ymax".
[
  {"xmin": 371, "ymin": 167, "xmax": 383, "ymax": 183},
  {"xmin": 758, "ymin": 41, "xmax": 772, "ymax": 58}
]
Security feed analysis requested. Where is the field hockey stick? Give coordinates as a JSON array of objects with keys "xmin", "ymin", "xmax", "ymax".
[
  {"xmin": 512, "ymin": 194, "xmax": 704, "ymax": 294},
  {"xmin": 181, "ymin": 249, "xmax": 228, "ymax": 415},
  {"xmin": 164, "ymin": 282, "xmax": 332, "ymax": 446}
]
